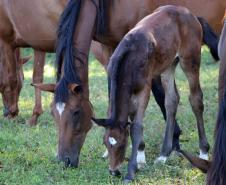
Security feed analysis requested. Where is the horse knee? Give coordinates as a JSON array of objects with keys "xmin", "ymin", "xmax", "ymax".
[
  {"xmin": 189, "ymin": 91, "xmax": 204, "ymax": 112},
  {"xmin": 165, "ymin": 93, "xmax": 179, "ymax": 113}
]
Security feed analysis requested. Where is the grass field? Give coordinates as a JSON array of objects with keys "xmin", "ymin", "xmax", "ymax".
[{"xmin": 0, "ymin": 47, "xmax": 219, "ymax": 185}]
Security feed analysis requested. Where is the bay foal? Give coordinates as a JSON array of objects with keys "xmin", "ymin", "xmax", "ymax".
[{"xmin": 93, "ymin": 5, "xmax": 209, "ymax": 182}]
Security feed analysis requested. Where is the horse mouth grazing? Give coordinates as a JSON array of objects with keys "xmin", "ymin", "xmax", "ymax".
[
  {"xmin": 109, "ymin": 164, "xmax": 122, "ymax": 177},
  {"xmin": 57, "ymin": 152, "xmax": 80, "ymax": 168},
  {"xmin": 64, "ymin": 156, "xmax": 79, "ymax": 168},
  {"xmin": 3, "ymin": 106, "xmax": 18, "ymax": 119}
]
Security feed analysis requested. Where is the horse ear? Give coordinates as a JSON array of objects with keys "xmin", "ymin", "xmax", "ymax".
[
  {"xmin": 31, "ymin": 83, "xmax": 56, "ymax": 93},
  {"xmin": 20, "ymin": 56, "xmax": 32, "ymax": 65},
  {"xmin": 69, "ymin": 83, "xmax": 82, "ymax": 94},
  {"xmin": 92, "ymin": 118, "xmax": 111, "ymax": 127},
  {"xmin": 179, "ymin": 149, "xmax": 211, "ymax": 173}
]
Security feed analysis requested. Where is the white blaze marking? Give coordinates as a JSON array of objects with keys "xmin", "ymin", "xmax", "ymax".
[
  {"xmin": 109, "ymin": 137, "xmax": 117, "ymax": 145},
  {"xmin": 154, "ymin": 156, "xmax": 167, "ymax": 164},
  {"xmin": 137, "ymin": 150, "xmax": 146, "ymax": 169},
  {"xmin": 102, "ymin": 149, "xmax": 109, "ymax": 158},
  {"xmin": 56, "ymin": 102, "xmax": 65, "ymax": 116},
  {"xmin": 199, "ymin": 150, "xmax": 209, "ymax": 160}
]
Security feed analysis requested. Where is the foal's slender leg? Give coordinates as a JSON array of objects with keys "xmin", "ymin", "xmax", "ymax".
[
  {"xmin": 157, "ymin": 64, "xmax": 179, "ymax": 161},
  {"xmin": 125, "ymin": 84, "xmax": 151, "ymax": 182},
  {"xmin": 180, "ymin": 56, "xmax": 210, "ymax": 159},
  {"xmin": 152, "ymin": 76, "xmax": 182, "ymax": 150},
  {"xmin": 27, "ymin": 50, "xmax": 45, "ymax": 126}
]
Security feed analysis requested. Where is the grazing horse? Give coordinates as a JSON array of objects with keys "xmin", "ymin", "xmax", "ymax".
[
  {"xmin": 0, "ymin": 47, "xmax": 31, "ymax": 118},
  {"xmin": 93, "ymin": 5, "xmax": 207, "ymax": 182},
  {"xmin": 180, "ymin": 11, "xmax": 226, "ymax": 185},
  {"xmin": 0, "ymin": 0, "xmax": 223, "ymax": 168},
  {"xmin": 51, "ymin": 0, "xmax": 225, "ymax": 168}
]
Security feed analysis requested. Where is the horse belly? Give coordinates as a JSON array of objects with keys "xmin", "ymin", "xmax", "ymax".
[{"xmin": 6, "ymin": 0, "xmax": 65, "ymax": 50}]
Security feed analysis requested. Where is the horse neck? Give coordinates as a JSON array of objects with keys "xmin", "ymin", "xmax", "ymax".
[{"xmin": 73, "ymin": 0, "xmax": 98, "ymax": 97}]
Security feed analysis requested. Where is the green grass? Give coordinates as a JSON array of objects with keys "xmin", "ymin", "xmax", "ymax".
[{"xmin": 0, "ymin": 47, "xmax": 219, "ymax": 185}]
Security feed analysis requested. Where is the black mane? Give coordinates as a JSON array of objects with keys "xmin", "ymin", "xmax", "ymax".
[
  {"xmin": 108, "ymin": 39, "xmax": 130, "ymax": 121},
  {"xmin": 55, "ymin": 0, "xmax": 109, "ymax": 103}
]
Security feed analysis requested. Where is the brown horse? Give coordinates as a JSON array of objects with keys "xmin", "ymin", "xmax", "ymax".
[
  {"xmin": 0, "ymin": 0, "xmax": 224, "ymax": 168},
  {"xmin": 0, "ymin": 47, "xmax": 31, "ymax": 118},
  {"xmin": 180, "ymin": 12, "xmax": 226, "ymax": 185},
  {"xmin": 93, "ymin": 5, "xmax": 208, "ymax": 182},
  {"xmin": 50, "ymin": 0, "xmax": 224, "ymax": 168}
]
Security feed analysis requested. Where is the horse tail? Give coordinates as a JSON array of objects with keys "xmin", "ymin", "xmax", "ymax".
[
  {"xmin": 206, "ymin": 86, "xmax": 226, "ymax": 185},
  {"xmin": 197, "ymin": 17, "xmax": 219, "ymax": 61},
  {"xmin": 179, "ymin": 149, "xmax": 211, "ymax": 173},
  {"xmin": 55, "ymin": 0, "xmax": 82, "ymax": 103}
]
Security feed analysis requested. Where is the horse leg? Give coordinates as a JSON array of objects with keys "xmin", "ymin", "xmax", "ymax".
[
  {"xmin": 125, "ymin": 84, "xmax": 151, "ymax": 182},
  {"xmin": 27, "ymin": 50, "xmax": 45, "ymax": 126},
  {"xmin": 152, "ymin": 76, "xmax": 181, "ymax": 150},
  {"xmin": 180, "ymin": 55, "xmax": 210, "ymax": 160},
  {"xmin": 156, "ymin": 64, "xmax": 179, "ymax": 162}
]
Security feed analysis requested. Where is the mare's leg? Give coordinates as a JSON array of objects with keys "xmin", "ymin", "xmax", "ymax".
[
  {"xmin": 125, "ymin": 84, "xmax": 151, "ymax": 182},
  {"xmin": 180, "ymin": 55, "xmax": 210, "ymax": 159},
  {"xmin": 27, "ymin": 50, "xmax": 45, "ymax": 126},
  {"xmin": 157, "ymin": 64, "xmax": 179, "ymax": 161},
  {"xmin": 152, "ymin": 76, "xmax": 181, "ymax": 150}
]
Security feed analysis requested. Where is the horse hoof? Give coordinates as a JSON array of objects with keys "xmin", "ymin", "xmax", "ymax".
[
  {"xmin": 199, "ymin": 150, "xmax": 208, "ymax": 160},
  {"xmin": 154, "ymin": 156, "xmax": 167, "ymax": 164},
  {"xmin": 123, "ymin": 179, "xmax": 132, "ymax": 184}
]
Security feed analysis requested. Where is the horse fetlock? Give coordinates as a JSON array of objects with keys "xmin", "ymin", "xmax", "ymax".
[
  {"xmin": 26, "ymin": 116, "xmax": 39, "ymax": 126},
  {"xmin": 33, "ymin": 108, "xmax": 43, "ymax": 115}
]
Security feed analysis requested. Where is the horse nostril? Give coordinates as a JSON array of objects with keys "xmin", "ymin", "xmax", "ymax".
[
  {"xmin": 64, "ymin": 157, "xmax": 71, "ymax": 168},
  {"xmin": 109, "ymin": 169, "xmax": 121, "ymax": 177}
]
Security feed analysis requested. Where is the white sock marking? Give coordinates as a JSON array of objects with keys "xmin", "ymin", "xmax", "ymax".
[
  {"xmin": 154, "ymin": 156, "xmax": 167, "ymax": 164},
  {"xmin": 199, "ymin": 150, "xmax": 209, "ymax": 160},
  {"xmin": 137, "ymin": 150, "xmax": 146, "ymax": 169}
]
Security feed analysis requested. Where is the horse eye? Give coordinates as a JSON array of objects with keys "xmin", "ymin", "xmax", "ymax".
[
  {"xmin": 73, "ymin": 110, "xmax": 80, "ymax": 116},
  {"xmin": 72, "ymin": 110, "xmax": 80, "ymax": 122}
]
